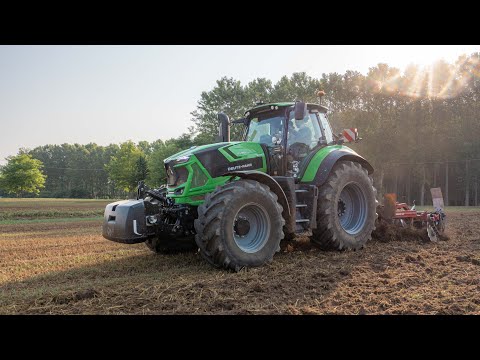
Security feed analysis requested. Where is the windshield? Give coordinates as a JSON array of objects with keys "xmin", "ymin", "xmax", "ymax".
[{"xmin": 246, "ymin": 112, "xmax": 285, "ymax": 145}]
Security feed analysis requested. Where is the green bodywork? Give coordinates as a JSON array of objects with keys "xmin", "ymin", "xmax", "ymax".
[
  {"xmin": 165, "ymin": 141, "xmax": 267, "ymax": 206},
  {"xmin": 300, "ymin": 145, "xmax": 345, "ymax": 182},
  {"xmin": 163, "ymin": 102, "xmax": 356, "ymax": 206},
  {"xmin": 165, "ymin": 143, "xmax": 359, "ymax": 206}
]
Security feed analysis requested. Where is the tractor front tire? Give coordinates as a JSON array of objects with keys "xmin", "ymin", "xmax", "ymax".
[
  {"xmin": 311, "ymin": 161, "xmax": 377, "ymax": 250},
  {"xmin": 194, "ymin": 179, "xmax": 285, "ymax": 272}
]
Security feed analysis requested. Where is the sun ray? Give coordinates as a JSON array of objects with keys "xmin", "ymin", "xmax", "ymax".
[
  {"xmin": 426, "ymin": 65, "xmax": 434, "ymax": 98},
  {"xmin": 438, "ymin": 57, "xmax": 469, "ymax": 99},
  {"xmin": 405, "ymin": 66, "xmax": 425, "ymax": 98},
  {"xmin": 384, "ymin": 72, "xmax": 402, "ymax": 94},
  {"xmin": 375, "ymin": 54, "xmax": 480, "ymax": 100}
]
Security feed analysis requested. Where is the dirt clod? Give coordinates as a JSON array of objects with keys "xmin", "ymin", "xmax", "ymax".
[{"xmin": 372, "ymin": 222, "xmax": 431, "ymax": 243}]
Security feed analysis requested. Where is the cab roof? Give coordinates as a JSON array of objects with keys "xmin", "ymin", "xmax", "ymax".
[{"xmin": 244, "ymin": 102, "xmax": 329, "ymax": 117}]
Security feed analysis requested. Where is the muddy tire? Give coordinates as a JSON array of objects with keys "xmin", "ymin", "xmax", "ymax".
[
  {"xmin": 311, "ymin": 161, "xmax": 377, "ymax": 250},
  {"xmin": 194, "ymin": 179, "xmax": 285, "ymax": 271},
  {"xmin": 145, "ymin": 235, "xmax": 197, "ymax": 254}
]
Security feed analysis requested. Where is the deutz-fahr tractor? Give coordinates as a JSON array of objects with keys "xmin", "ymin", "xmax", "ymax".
[{"xmin": 103, "ymin": 95, "xmax": 378, "ymax": 271}]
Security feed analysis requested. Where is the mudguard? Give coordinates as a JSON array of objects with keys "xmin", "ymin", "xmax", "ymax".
[{"xmin": 300, "ymin": 147, "xmax": 374, "ymax": 186}]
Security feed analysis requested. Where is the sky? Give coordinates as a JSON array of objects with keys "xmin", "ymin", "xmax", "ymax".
[{"xmin": 1, "ymin": 45, "xmax": 479, "ymax": 165}]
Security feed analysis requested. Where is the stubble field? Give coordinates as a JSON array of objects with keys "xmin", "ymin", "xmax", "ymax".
[{"xmin": 1, "ymin": 199, "xmax": 479, "ymax": 314}]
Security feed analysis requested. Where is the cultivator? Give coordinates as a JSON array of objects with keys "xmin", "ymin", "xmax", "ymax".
[{"xmin": 378, "ymin": 188, "xmax": 447, "ymax": 242}]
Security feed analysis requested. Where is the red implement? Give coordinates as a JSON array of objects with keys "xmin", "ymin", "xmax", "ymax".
[
  {"xmin": 393, "ymin": 202, "xmax": 428, "ymax": 222},
  {"xmin": 379, "ymin": 192, "xmax": 446, "ymax": 241}
]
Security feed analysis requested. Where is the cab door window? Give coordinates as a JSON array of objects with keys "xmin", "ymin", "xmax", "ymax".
[{"xmin": 318, "ymin": 112, "xmax": 334, "ymax": 144}]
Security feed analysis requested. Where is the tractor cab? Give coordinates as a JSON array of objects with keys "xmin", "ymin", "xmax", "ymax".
[{"xmin": 230, "ymin": 101, "xmax": 335, "ymax": 178}]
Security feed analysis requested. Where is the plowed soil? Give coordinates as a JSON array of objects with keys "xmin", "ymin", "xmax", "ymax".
[{"xmin": 1, "ymin": 203, "xmax": 479, "ymax": 314}]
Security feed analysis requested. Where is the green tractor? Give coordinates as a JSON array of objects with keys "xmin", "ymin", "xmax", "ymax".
[{"xmin": 102, "ymin": 97, "xmax": 377, "ymax": 271}]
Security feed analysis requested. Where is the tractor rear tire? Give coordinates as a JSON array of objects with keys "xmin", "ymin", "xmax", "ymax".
[
  {"xmin": 194, "ymin": 179, "xmax": 285, "ymax": 271},
  {"xmin": 145, "ymin": 235, "xmax": 197, "ymax": 254},
  {"xmin": 311, "ymin": 161, "xmax": 377, "ymax": 250}
]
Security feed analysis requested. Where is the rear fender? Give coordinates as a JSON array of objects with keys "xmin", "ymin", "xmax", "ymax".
[{"xmin": 302, "ymin": 148, "xmax": 374, "ymax": 186}]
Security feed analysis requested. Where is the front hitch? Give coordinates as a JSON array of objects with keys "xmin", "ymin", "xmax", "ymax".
[{"xmin": 137, "ymin": 180, "xmax": 167, "ymax": 203}]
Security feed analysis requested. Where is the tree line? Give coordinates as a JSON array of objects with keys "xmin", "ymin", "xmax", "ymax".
[
  {"xmin": 1, "ymin": 52, "xmax": 479, "ymax": 205},
  {"xmin": 0, "ymin": 139, "xmax": 191, "ymax": 198}
]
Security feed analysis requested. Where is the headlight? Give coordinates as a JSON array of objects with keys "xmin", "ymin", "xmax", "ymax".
[{"xmin": 175, "ymin": 155, "xmax": 190, "ymax": 163}]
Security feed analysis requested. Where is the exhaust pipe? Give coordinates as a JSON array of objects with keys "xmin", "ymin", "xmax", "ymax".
[{"xmin": 217, "ymin": 112, "xmax": 230, "ymax": 143}]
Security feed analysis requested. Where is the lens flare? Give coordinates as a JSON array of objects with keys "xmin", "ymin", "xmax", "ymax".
[{"xmin": 368, "ymin": 54, "xmax": 480, "ymax": 99}]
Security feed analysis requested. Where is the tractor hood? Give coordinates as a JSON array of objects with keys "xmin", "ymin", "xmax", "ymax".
[
  {"xmin": 164, "ymin": 141, "xmax": 267, "ymax": 179},
  {"xmin": 164, "ymin": 142, "xmax": 237, "ymax": 163}
]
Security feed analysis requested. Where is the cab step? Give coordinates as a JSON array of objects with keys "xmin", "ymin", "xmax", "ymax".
[{"xmin": 294, "ymin": 185, "xmax": 318, "ymax": 232}]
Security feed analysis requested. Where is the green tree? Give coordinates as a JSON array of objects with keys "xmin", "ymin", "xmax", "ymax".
[
  {"xmin": 190, "ymin": 77, "xmax": 252, "ymax": 142},
  {"xmin": 105, "ymin": 141, "xmax": 145, "ymax": 192},
  {"xmin": 191, "ymin": 73, "xmax": 322, "ymax": 142},
  {"xmin": 172, "ymin": 133, "xmax": 194, "ymax": 149},
  {"xmin": 0, "ymin": 154, "xmax": 47, "ymax": 197},
  {"xmin": 134, "ymin": 155, "xmax": 149, "ymax": 182},
  {"xmin": 138, "ymin": 140, "xmax": 153, "ymax": 156},
  {"xmin": 272, "ymin": 72, "xmax": 321, "ymax": 103},
  {"xmin": 244, "ymin": 78, "xmax": 274, "ymax": 104}
]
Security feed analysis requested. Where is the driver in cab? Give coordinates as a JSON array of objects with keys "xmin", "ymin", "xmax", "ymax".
[
  {"xmin": 286, "ymin": 115, "xmax": 314, "ymax": 176},
  {"xmin": 287, "ymin": 116, "xmax": 313, "ymax": 157}
]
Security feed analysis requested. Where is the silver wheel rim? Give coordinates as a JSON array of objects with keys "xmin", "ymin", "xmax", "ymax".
[
  {"xmin": 233, "ymin": 202, "xmax": 271, "ymax": 253},
  {"xmin": 338, "ymin": 182, "xmax": 368, "ymax": 235}
]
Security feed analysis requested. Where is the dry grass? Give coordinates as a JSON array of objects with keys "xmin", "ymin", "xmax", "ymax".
[
  {"xmin": 0, "ymin": 198, "xmax": 114, "ymax": 221},
  {"xmin": 1, "ymin": 199, "xmax": 479, "ymax": 314},
  {"xmin": 0, "ymin": 198, "xmax": 114, "ymax": 208}
]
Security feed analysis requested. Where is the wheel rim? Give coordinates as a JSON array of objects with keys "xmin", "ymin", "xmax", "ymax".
[
  {"xmin": 338, "ymin": 182, "xmax": 367, "ymax": 235},
  {"xmin": 233, "ymin": 203, "xmax": 271, "ymax": 253}
]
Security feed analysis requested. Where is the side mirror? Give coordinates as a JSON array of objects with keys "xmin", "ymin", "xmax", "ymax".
[
  {"xmin": 231, "ymin": 118, "xmax": 248, "ymax": 125},
  {"xmin": 294, "ymin": 101, "xmax": 307, "ymax": 120},
  {"xmin": 217, "ymin": 112, "xmax": 230, "ymax": 143}
]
